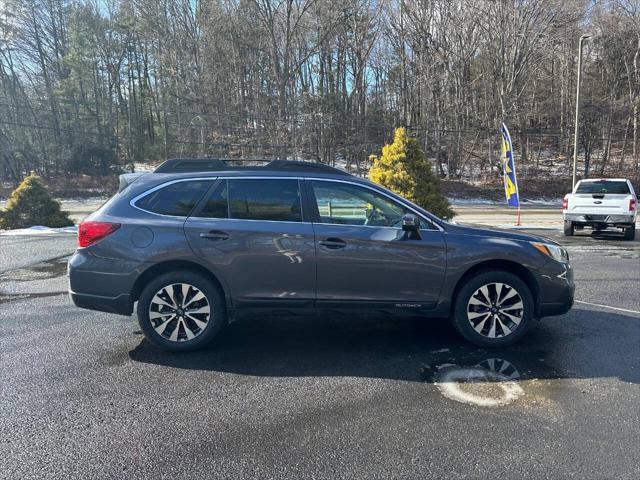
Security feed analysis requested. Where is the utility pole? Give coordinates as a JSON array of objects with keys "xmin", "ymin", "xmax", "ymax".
[{"xmin": 572, "ymin": 34, "xmax": 590, "ymax": 188}]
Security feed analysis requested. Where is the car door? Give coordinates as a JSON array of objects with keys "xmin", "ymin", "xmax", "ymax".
[
  {"xmin": 184, "ymin": 177, "xmax": 316, "ymax": 308},
  {"xmin": 307, "ymin": 179, "xmax": 446, "ymax": 309}
]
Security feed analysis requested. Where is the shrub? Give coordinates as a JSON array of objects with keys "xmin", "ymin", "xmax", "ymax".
[
  {"xmin": 0, "ymin": 173, "xmax": 73, "ymax": 229},
  {"xmin": 369, "ymin": 127, "xmax": 454, "ymax": 219}
]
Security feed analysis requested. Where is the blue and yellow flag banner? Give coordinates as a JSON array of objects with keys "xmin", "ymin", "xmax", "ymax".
[{"xmin": 500, "ymin": 123, "xmax": 520, "ymax": 207}]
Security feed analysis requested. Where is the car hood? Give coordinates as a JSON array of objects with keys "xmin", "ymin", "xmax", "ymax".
[{"xmin": 442, "ymin": 221, "xmax": 558, "ymax": 245}]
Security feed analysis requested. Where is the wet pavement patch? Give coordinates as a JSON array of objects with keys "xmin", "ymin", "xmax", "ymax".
[
  {"xmin": 0, "ymin": 255, "xmax": 70, "ymax": 281},
  {"xmin": 419, "ymin": 347, "xmax": 566, "ymax": 408},
  {"xmin": 0, "ymin": 255, "xmax": 70, "ymax": 302},
  {"xmin": 565, "ymin": 245, "xmax": 639, "ymax": 259},
  {"xmin": 0, "ymin": 291, "xmax": 67, "ymax": 304}
]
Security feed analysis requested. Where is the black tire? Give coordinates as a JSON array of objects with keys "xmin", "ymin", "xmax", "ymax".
[
  {"xmin": 624, "ymin": 226, "xmax": 636, "ymax": 241},
  {"xmin": 452, "ymin": 271, "xmax": 534, "ymax": 348},
  {"xmin": 563, "ymin": 220, "xmax": 574, "ymax": 236},
  {"xmin": 137, "ymin": 270, "xmax": 225, "ymax": 352}
]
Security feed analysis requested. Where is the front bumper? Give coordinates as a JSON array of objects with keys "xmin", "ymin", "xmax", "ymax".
[{"xmin": 536, "ymin": 260, "xmax": 575, "ymax": 318}]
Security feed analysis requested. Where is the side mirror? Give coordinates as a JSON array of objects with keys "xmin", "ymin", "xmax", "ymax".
[
  {"xmin": 402, "ymin": 214, "xmax": 420, "ymax": 231},
  {"xmin": 402, "ymin": 214, "xmax": 421, "ymax": 239}
]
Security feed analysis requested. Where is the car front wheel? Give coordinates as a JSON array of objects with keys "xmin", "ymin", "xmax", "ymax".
[
  {"xmin": 452, "ymin": 271, "xmax": 534, "ymax": 347},
  {"xmin": 137, "ymin": 270, "xmax": 225, "ymax": 352}
]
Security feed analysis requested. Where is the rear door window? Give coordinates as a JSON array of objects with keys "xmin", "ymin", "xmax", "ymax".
[
  {"xmin": 576, "ymin": 181, "xmax": 630, "ymax": 194},
  {"xmin": 196, "ymin": 181, "xmax": 229, "ymax": 218},
  {"xmin": 135, "ymin": 180, "xmax": 213, "ymax": 216},
  {"xmin": 203, "ymin": 179, "xmax": 302, "ymax": 222}
]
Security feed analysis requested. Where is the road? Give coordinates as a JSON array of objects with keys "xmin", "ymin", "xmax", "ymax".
[{"xmin": 1, "ymin": 229, "xmax": 639, "ymax": 479}]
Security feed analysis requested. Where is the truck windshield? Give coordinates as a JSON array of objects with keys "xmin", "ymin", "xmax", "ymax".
[{"xmin": 575, "ymin": 181, "xmax": 630, "ymax": 194}]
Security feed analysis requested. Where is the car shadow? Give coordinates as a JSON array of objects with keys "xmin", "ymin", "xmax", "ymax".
[
  {"xmin": 559, "ymin": 229, "xmax": 633, "ymax": 241},
  {"xmin": 546, "ymin": 229, "xmax": 639, "ymax": 246},
  {"xmin": 590, "ymin": 229, "xmax": 635, "ymax": 240},
  {"xmin": 129, "ymin": 309, "xmax": 640, "ymax": 385}
]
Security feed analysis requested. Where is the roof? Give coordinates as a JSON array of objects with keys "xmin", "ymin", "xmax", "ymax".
[
  {"xmin": 578, "ymin": 178, "xmax": 629, "ymax": 182},
  {"xmin": 153, "ymin": 158, "xmax": 350, "ymax": 176}
]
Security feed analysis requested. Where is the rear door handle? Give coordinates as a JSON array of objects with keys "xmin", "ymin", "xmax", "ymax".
[
  {"xmin": 199, "ymin": 230, "xmax": 229, "ymax": 241},
  {"xmin": 318, "ymin": 237, "xmax": 347, "ymax": 249}
]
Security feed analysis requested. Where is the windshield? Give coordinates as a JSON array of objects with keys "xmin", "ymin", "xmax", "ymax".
[{"xmin": 575, "ymin": 180, "xmax": 630, "ymax": 195}]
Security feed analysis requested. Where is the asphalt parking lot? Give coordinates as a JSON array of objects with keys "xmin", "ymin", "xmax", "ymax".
[{"xmin": 1, "ymin": 229, "xmax": 639, "ymax": 479}]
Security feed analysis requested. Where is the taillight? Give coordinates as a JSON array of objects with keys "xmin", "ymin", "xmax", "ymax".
[
  {"xmin": 78, "ymin": 221, "xmax": 120, "ymax": 248},
  {"xmin": 562, "ymin": 197, "xmax": 568, "ymax": 210},
  {"xmin": 630, "ymin": 198, "xmax": 637, "ymax": 212}
]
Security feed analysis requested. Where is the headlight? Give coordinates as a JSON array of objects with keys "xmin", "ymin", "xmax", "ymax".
[{"xmin": 531, "ymin": 242, "xmax": 569, "ymax": 263}]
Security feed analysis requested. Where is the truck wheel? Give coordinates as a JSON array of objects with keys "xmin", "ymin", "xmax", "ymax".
[
  {"xmin": 623, "ymin": 226, "xmax": 636, "ymax": 241},
  {"xmin": 563, "ymin": 220, "xmax": 574, "ymax": 236}
]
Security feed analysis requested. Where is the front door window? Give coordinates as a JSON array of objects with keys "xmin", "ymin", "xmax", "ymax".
[{"xmin": 310, "ymin": 180, "xmax": 410, "ymax": 228}]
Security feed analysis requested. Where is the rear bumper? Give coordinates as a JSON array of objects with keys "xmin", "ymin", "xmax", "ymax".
[
  {"xmin": 564, "ymin": 213, "xmax": 636, "ymax": 225},
  {"xmin": 68, "ymin": 250, "xmax": 137, "ymax": 316},
  {"xmin": 69, "ymin": 290, "xmax": 133, "ymax": 316}
]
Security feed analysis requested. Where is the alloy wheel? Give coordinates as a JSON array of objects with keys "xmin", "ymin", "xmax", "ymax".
[
  {"xmin": 148, "ymin": 283, "xmax": 211, "ymax": 342},
  {"xmin": 466, "ymin": 282, "xmax": 524, "ymax": 338}
]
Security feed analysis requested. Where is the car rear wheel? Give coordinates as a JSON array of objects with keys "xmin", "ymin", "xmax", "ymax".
[
  {"xmin": 624, "ymin": 226, "xmax": 636, "ymax": 241},
  {"xmin": 452, "ymin": 271, "xmax": 534, "ymax": 348},
  {"xmin": 563, "ymin": 220, "xmax": 574, "ymax": 236},
  {"xmin": 137, "ymin": 270, "xmax": 225, "ymax": 352}
]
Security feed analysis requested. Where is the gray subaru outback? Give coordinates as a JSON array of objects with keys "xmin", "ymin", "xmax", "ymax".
[{"xmin": 69, "ymin": 159, "xmax": 574, "ymax": 352}]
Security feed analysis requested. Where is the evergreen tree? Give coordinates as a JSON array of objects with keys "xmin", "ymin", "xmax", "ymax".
[
  {"xmin": 369, "ymin": 128, "xmax": 454, "ymax": 219},
  {"xmin": 0, "ymin": 173, "xmax": 74, "ymax": 229}
]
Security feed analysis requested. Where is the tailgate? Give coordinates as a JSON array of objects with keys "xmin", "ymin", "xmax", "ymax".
[{"xmin": 568, "ymin": 194, "xmax": 631, "ymax": 214}]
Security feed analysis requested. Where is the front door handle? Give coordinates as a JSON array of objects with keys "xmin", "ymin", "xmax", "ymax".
[
  {"xmin": 199, "ymin": 230, "xmax": 229, "ymax": 241},
  {"xmin": 318, "ymin": 237, "xmax": 347, "ymax": 249}
]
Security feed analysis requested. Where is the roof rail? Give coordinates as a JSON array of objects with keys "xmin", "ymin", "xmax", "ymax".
[
  {"xmin": 264, "ymin": 160, "xmax": 348, "ymax": 175},
  {"xmin": 154, "ymin": 158, "xmax": 229, "ymax": 173},
  {"xmin": 153, "ymin": 158, "xmax": 349, "ymax": 175}
]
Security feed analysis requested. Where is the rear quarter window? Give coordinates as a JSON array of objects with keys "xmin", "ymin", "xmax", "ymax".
[
  {"xmin": 135, "ymin": 180, "xmax": 213, "ymax": 216},
  {"xmin": 575, "ymin": 181, "xmax": 630, "ymax": 195}
]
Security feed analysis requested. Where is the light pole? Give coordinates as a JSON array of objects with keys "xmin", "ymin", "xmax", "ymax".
[{"xmin": 572, "ymin": 34, "xmax": 590, "ymax": 188}]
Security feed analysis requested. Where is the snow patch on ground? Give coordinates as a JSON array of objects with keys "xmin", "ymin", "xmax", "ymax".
[
  {"xmin": 448, "ymin": 198, "xmax": 499, "ymax": 205},
  {"xmin": 58, "ymin": 197, "xmax": 109, "ymax": 205},
  {"xmin": 520, "ymin": 198, "xmax": 563, "ymax": 206},
  {"xmin": 0, "ymin": 225, "xmax": 77, "ymax": 236},
  {"xmin": 133, "ymin": 162, "xmax": 157, "ymax": 172},
  {"xmin": 449, "ymin": 197, "xmax": 562, "ymax": 206}
]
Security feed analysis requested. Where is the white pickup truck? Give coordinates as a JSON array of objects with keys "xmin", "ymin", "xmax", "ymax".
[{"xmin": 563, "ymin": 178, "xmax": 637, "ymax": 240}]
